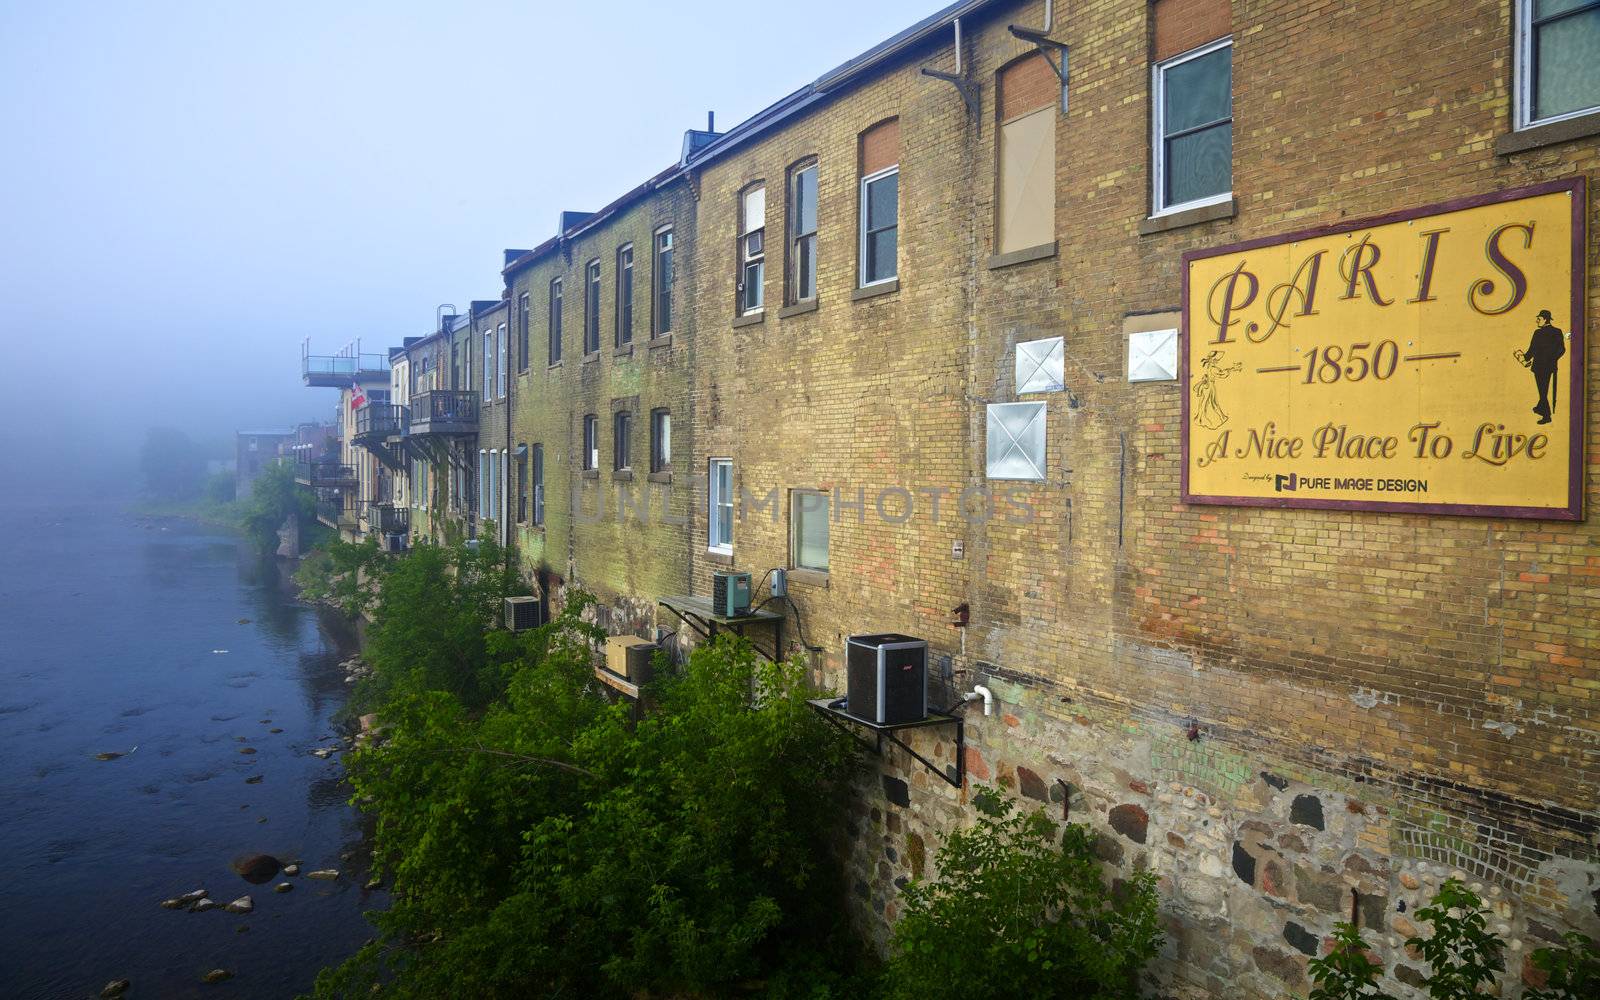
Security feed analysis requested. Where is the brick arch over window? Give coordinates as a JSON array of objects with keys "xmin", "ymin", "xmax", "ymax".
[{"xmin": 1152, "ymin": 0, "xmax": 1230, "ymax": 62}]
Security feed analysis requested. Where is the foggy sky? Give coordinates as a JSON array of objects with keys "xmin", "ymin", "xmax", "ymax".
[{"xmin": 0, "ymin": 0, "xmax": 937, "ymax": 498}]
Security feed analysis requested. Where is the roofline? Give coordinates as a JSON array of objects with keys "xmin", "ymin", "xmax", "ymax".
[{"xmin": 503, "ymin": 164, "xmax": 684, "ymax": 278}]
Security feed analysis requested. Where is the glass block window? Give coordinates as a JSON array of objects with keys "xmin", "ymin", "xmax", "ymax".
[
  {"xmin": 986, "ymin": 402, "xmax": 1047, "ymax": 481},
  {"xmin": 1016, "ymin": 337, "xmax": 1064, "ymax": 393},
  {"xmin": 1128, "ymin": 329, "xmax": 1179, "ymax": 382}
]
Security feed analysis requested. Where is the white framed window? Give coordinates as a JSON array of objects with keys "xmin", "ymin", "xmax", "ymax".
[
  {"xmin": 549, "ymin": 278, "xmax": 563, "ymax": 364},
  {"xmin": 859, "ymin": 166, "xmax": 898, "ymax": 286},
  {"xmin": 496, "ymin": 322, "xmax": 507, "ymax": 398},
  {"xmin": 584, "ymin": 259, "xmax": 602, "ymax": 355},
  {"xmin": 653, "ymin": 227, "xmax": 674, "ymax": 335},
  {"xmin": 616, "ymin": 243, "xmax": 634, "ymax": 346},
  {"xmin": 1516, "ymin": 0, "xmax": 1600, "ymax": 128},
  {"xmin": 613, "ymin": 411, "xmax": 631, "ymax": 471},
  {"xmin": 482, "ymin": 328, "xmax": 494, "ymax": 398},
  {"xmin": 650, "ymin": 409, "xmax": 671, "ymax": 472},
  {"xmin": 477, "ymin": 449, "xmax": 488, "ymax": 518},
  {"xmin": 789, "ymin": 489, "xmax": 829, "ymax": 573},
  {"xmin": 708, "ymin": 458, "xmax": 733, "ymax": 553},
  {"xmin": 739, "ymin": 185, "xmax": 765, "ymax": 314},
  {"xmin": 1151, "ymin": 38, "xmax": 1233, "ymax": 216},
  {"xmin": 582, "ymin": 414, "xmax": 599, "ymax": 471}
]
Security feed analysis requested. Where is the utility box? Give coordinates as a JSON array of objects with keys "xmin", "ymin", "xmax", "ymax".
[
  {"xmin": 605, "ymin": 635, "xmax": 657, "ymax": 685},
  {"xmin": 845, "ymin": 633, "xmax": 928, "ymax": 726},
  {"xmin": 712, "ymin": 571, "xmax": 752, "ymax": 617},
  {"xmin": 504, "ymin": 595, "xmax": 545, "ymax": 632}
]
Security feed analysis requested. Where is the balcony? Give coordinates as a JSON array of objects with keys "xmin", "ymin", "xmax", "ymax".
[
  {"xmin": 409, "ymin": 390, "xmax": 478, "ymax": 437},
  {"xmin": 365, "ymin": 502, "xmax": 410, "ymax": 535},
  {"xmin": 302, "ymin": 352, "xmax": 390, "ymax": 388},
  {"xmin": 354, "ymin": 403, "xmax": 408, "ymax": 446},
  {"xmin": 316, "ymin": 492, "xmax": 359, "ymax": 529},
  {"xmin": 295, "ymin": 461, "xmax": 358, "ymax": 489}
]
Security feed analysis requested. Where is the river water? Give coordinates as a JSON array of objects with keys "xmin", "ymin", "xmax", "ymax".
[{"xmin": 0, "ymin": 499, "xmax": 383, "ymax": 998}]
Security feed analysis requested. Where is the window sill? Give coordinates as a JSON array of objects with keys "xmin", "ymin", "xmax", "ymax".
[
  {"xmin": 581, "ymin": 468, "xmax": 599, "ymax": 480},
  {"xmin": 547, "ymin": 361, "xmax": 563, "ymax": 372},
  {"xmin": 778, "ymin": 299, "xmax": 819, "ymax": 319},
  {"xmin": 1139, "ymin": 197, "xmax": 1236, "ymax": 235},
  {"xmin": 852, "ymin": 279, "xmax": 899, "ymax": 302},
  {"xmin": 706, "ymin": 549, "xmax": 734, "ymax": 566},
  {"xmin": 987, "ymin": 241, "xmax": 1058, "ymax": 270},
  {"xmin": 647, "ymin": 470, "xmax": 672, "ymax": 484},
  {"xmin": 732, "ymin": 311, "xmax": 765, "ymax": 329},
  {"xmin": 582, "ymin": 351, "xmax": 601, "ymax": 365},
  {"xmin": 648, "ymin": 334, "xmax": 673, "ymax": 350},
  {"xmin": 612, "ymin": 469, "xmax": 634, "ymax": 483},
  {"xmin": 787, "ymin": 568, "xmax": 830, "ymax": 588},
  {"xmin": 613, "ymin": 343, "xmax": 634, "ymax": 358},
  {"xmin": 1496, "ymin": 110, "xmax": 1600, "ymax": 155}
]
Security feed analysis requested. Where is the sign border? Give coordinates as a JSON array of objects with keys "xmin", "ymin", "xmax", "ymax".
[{"xmin": 1180, "ymin": 177, "xmax": 1587, "ymax": 521}]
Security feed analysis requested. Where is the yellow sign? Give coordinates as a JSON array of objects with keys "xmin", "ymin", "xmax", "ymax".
[{"xmin": 1183, "ymin": 180, "xmax": 1586, "ymax": 520}]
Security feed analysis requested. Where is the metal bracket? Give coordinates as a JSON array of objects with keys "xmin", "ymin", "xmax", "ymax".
[
  {"xmin": 808, "ymin": 698, "xmax": 966, "ymax": 789},
  {"xmin": 1008, "ymin": 26, "xmax": 1070, "ymax": 115},
  {"xmin": 920, "ymin": 67, "xmax": 981, "ymax": 135}
]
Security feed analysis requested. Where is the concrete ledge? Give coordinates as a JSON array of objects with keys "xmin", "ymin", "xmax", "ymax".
[
  {"xmin": 987, "ymin": 241, "xmax": 1057, "ymax": 270},
  {"xmin": 732, "ymin": 311, "xmax": 765, "ymax": 329},
  {"xmin": 647, "ymin": 470, "xmax": 672, "ymax": 484},
  {"xmin": 647, "ymin": 334, "xmax": 673, "ymax": 350},
  {"xmin": 581, "ymin": 468, "xmax": 599, "ymax": 480},
  {"xmin": 852, "ymin": 279, "xmax": 899, "ymax": 302},
  {"xmin": 1495, "ymin": 111, "xmax": 1600, "ymax": 155},
  {"xmin": 612, "ymin": 469, "xmax": 634, "ymax": 483},
  {"xmin": 779, "ymin": 299, "xmax": 819, "ymax": 319},
  {"xmin": 1139, "ymin": 198, "xmax": 1236, "ymax": 236},
  {"xmin": 706, "ymin": 550, "xmax": 734, "ymax": 566},
  {"xmin": 788, "ymin": 568, "xmax": 830, "ymax": 588},
  {"xmin": 582, "ymin": 351, "xmax": 601, "ymax": 364},
  {"xmin": 546, "ymin": 360, "xmax": 563, "ymax": 371},
  {"xmin": 613, "ymin": 343, "xmax": 634, "ymax": 358}
]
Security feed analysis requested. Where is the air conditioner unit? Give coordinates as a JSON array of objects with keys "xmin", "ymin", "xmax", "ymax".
[
  {"xmin": 384, "ymin": 532, "xmax": 407, "ymax": 553},
  {"xmin": 845, "ymin": 633, "xmax": 928, "ymax": 726},
  {"xmin": 604, "ymin": 635, "xmax": 657, "ymax": 685},
  {"xmin": 504, "ymin": 595, "xmax": 545, "ymax": 632},
  {"xmin": 464, "ymin": 539, "xmax": 481, "ymax": 552},
  {"xmin": 712, "ymin": 571, "xmax": 752, "ymax": 617}
]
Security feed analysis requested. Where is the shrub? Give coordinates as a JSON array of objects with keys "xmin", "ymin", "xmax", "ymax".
[{"xmin": 885, "ymin": 786, "xmax": 1161, "ymax": 1000}]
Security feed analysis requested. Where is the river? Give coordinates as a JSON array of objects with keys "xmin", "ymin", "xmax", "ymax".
[{"xmin": 0, "ymin": 499, "xmax": 383, "ymax": 999}]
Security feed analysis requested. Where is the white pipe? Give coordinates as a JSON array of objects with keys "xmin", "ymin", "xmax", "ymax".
[
  {"xmin": 954, "ymin": 17, "xmax": 963, "ymax": 74},
  {"xmin": 1043, "ymin": 0, "xmax": 1054, "ymax": 32},
  {"xmin": 969, "ymin": 685, "xmax": 994, "ymax": 716}
]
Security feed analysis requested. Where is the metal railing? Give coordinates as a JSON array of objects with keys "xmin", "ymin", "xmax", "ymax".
[
  {"xmin": 316, "ymin": 494, "xmax": 359, "ymax": 526},
  {"xmin": 365, "ymin": 502, "xmax": 410, "ymax": 534},
  {"xmin": 295, "ymin": 461, "xmax": 358, "ymax": 487},
  {"xmin": 302, "ymin": 353, "xmax": 390, "ymax": 378},
  {"xmin": 409, "ymin": 389, "xmax": 479, "ymax": 433},
  {"xmin": 355, "ymin": 403, "xmax": 408, "ymax": 439}
]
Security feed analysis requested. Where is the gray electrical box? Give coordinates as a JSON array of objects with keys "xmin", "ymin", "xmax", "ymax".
[{"xmin": 770, "ymin": 568, "xmax": 787, "ymax": 598}]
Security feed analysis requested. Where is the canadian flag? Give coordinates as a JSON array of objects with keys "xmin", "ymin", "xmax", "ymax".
[{"xmin": 350, "ymin": 381, "xmax": 366, "ymax": 409}]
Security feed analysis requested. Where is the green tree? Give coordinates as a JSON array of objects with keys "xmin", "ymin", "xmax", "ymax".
[
  {"xmin": 1527, "ymin": 932, "xmax": 1600, "ymax": 1000},
  {"xmin": 138, "ymin": 426, "xmax": 206, "ymax": 500},
  {"xmin": 885, "ymin": 786, "xmax": 1162, "ymax": 1000},
  {"xmin": 1409, "ymin": 879, "xmax": 1504, "ymax": 1000},
  {"xmin": 238, "ymin": 460, "xmax": 312, "ymax": 551}
]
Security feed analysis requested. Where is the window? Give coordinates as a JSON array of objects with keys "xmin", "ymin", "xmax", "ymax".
[
  {"xmin": 584, "ymin": 259, "xmax": 601, "ymax": 355},
  {"xmin": 858, "ymin": 119, "xmax": 899, "ymax": 286},
  {"xmin": 517, "ymin": 292, "xmax": 530, "ymax": 371},
  {"xmin": 738, "ymin": 185, "xmax": 765, "ymax": 314},
  {"xmin": 549, "ymin": 278, "xmax": 563, "ymax": 364},
  {"xmin": 613, "ymin": 411, "xmax": 631, "ymax": 471},
  {"xmin": 615, "ymin": 244, "xmax": 634, "ymax": 346},
  {"xmin": 986, "ymin": 402, "xmax": 1047, "ymax": 481},
  {"xmin": 516, "ymin": 446, "xmax": 528, "ymax": 523},
  {"xmin": 997, "ymin": 55, "xmax": 1057, "ymax": 254},
  {"xmin": 482, "ymin": 328, "xmax": 494, "ymax": 398},
  {"xmin": 477, "ymin": 450, "xmax": 488, "ymax": 518},
  {"xmin": 788, "ymin": 161, "xmax": 818, "ymax": 302},
  {"xmin": 653, "ymin": 227, "xmax": 674, "ymax": 334},
  {"xmin": 790, "ymin": 490, "xmax": 830, "ymax": 573},
  {"xmin": 531, "ymin": 443, "xmax": 545, "ymax": 525},
  {"xmin": 1152, "ymin": 39, "xmax": 1232, "ymax": 214},
  {"xmin": 650, "ymin": 408, "xmax": 671, "ymax": 472},
  {"xmin": 1518, "ymin": 0, "xmax": 1600, "ymax": 127},
  {"xmin": 582, "ymin": 414, "xmax": 599, "ymax": 471},
  {"xmin": 497, "ymin": 322, "xmax": 507, "ymax": 398},
  {"xmin": 708, "ymin": 459, "xmax": 733, "ymax": 552}
]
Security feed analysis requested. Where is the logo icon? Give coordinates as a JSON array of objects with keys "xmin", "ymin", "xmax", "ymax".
[{"xmin": 1274, "ymin": 473, "xmax": 1298, "ymax": 493}]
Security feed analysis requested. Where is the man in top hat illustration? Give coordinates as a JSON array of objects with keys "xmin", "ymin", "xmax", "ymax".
[{"xmin": 1514, "ymin": 309, "xmax": 1565, "ymax": 425}]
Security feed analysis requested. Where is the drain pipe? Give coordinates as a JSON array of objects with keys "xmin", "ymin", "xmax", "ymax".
[{"xmin": 958, "ymin": 685, "xmax": 994, "ymax": 716}]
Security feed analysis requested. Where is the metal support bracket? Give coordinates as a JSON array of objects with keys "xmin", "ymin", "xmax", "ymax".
[
  {"xmin": 808, "ymin": 698, "xmax": 966, "ymax": 789},
  {"xmin": 920, "ymin": 67, "xmax": 981, "ymax": 135},
  {"xmin": 1008, "ymin": 26, "xmax": 1070, "ymax": 114}
]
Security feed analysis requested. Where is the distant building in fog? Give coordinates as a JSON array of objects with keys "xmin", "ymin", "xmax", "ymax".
[{"xmin": 234, "ymin": 430, "xmax": 292, "ymax": 497}]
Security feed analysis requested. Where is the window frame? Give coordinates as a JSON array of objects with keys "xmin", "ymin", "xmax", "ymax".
[
  {"xmin": 615, "ymin": 243, "xmax": 634, "ymax": 346},
  {"xmin": 649, "ymin": 408, "xmax": 671, "ymax": 472},
  {"xmin": 517, "ymin": 292, "xmax": 530, "ymax": 371},
  {"xmin": 584, "ymin": 258, "xmax": 602, "ymax": 355},
  {"xmin": 707, "ymin": 457, "xmax": 733, "ymax": 554},
  {"xmin": 531, "ymin": 443, "xmax": 545, "ymax": 525},
  {"xmin": 612, "ymin": 410, "xmax": 631, "ymax": 471},
  {"xmin": 653, "ymin": 226, "xmax": 674, "ymax": 335},
  {"xmin": 739, "ymin": 184, "xmax": 766, "ymax": 315},
  {"xmin": 788, "ymin": 159, "xmax": 819, "ymax": 304},
  {"xmin": 482, "ymin": 327, "xmax": 495, "ymax": 398},
  {"xmin": 1516, "ymin": 0, "xmax": 1600, "ymax": 129},
  {"xmin": 496, "ymin": 321, "xmax": 508, "ymax": 398},
  {"xmin": 789, "ymin": 488, "xmax": 831, "ymax": 573},
  {"xmin": 582, "ymin": 414, "xmax": 599, "ymax": 471},
  {"xmin": 516, "ymin": 446, "xmax": 528, "ymax": 523},
  {"xmin": 1150, "ymin": 36, "xmax": 1234, "ymax": 218},
  {"xmin": 858, "ymin": 165, "xmax": 899, "ymax": 287},
  {"xmin": 549, "ymin": 278, "xmax": 564, "ymax": 365}
]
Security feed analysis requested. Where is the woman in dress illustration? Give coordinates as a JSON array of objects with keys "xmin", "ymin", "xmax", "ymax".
[{"xmin": 1193, "ymin": 350, "xmax": 1242, "ymax": 430}]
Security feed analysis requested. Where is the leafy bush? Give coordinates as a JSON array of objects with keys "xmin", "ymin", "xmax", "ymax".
[
  {"xmin": 308, "ymin": 588, "xmax": 863, "ymax": 999},
  {"xmin": 1526, "ymin": 931, "xmax": 1600, "ymax": 1000},
  {"xmin": 884, "ymin": 786, "xmax": 1161, "ymax": 1000},
  {"xmin": 292, "ymin": 534, "xmax": 387, "ymax": 617},
  {"xmin": 237, "ymin": 460, "xmax": 314, "ymax": 551}
]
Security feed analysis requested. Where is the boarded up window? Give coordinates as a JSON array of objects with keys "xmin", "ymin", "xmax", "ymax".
[
  {"xmin": 1153, "ymin": 0, "xmax": 1230, "ymax": 62},
  {"xmin": 998, "ymin": 55, "xmax": 1056, "ymax": 255},
  {"xmin": 861, "ymin": 118, "xmax": 899, "ymax": 175}
]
